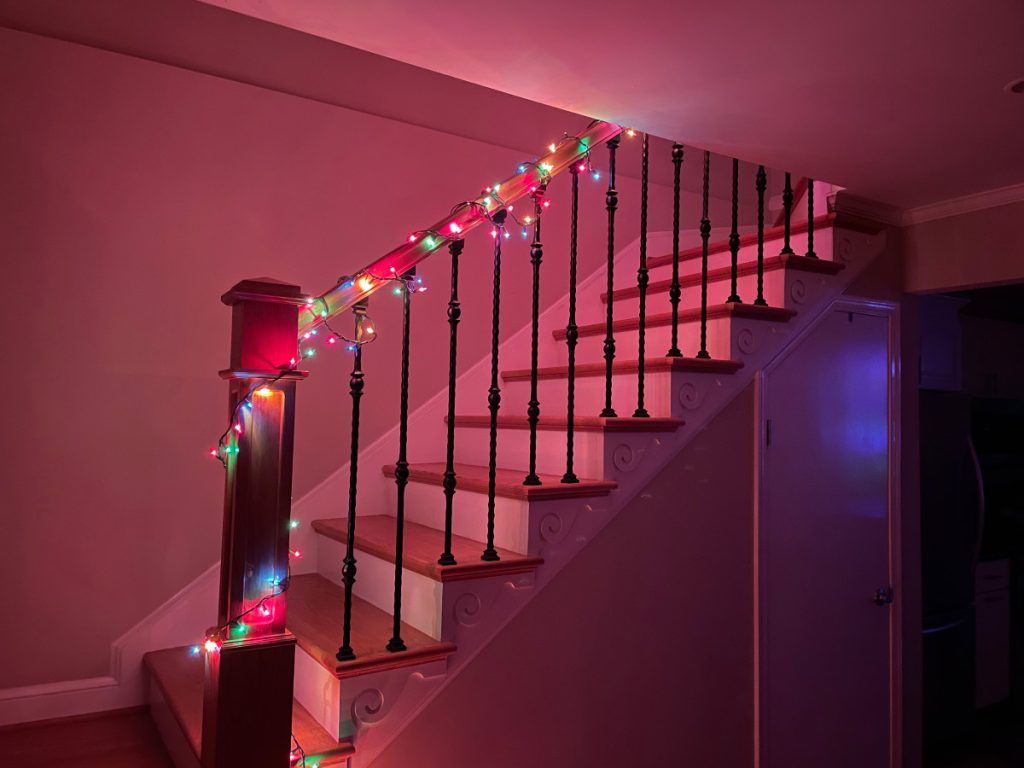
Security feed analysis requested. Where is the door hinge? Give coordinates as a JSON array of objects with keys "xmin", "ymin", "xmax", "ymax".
[{"xmin": 765, "ymin": 418, "xmax": 772, "ymax": 446}]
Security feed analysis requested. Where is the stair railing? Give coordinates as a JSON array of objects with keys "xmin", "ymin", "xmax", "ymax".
[{"xmin": 208, "ymin": 115, "xmax": 814, "ymax": 762}]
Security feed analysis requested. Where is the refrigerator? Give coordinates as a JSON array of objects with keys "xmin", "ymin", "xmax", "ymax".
[{"xmin": 920, "ymin": 389, "xmax": 983, "ymax": 748}]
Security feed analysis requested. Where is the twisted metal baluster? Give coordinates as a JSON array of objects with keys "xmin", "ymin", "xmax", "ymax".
[
  {"xmin": 696, "ymin": 150, "xmax": 712, "ymax": 360},
  {"xmin": 805, "ymin": 179, "xmax": 817, "ymax": 259},
  {"xmin": 562, "ymin": 166, "xmax": 581, "ymax": 483},
  {"xmin": 336, "ymin": 298, "xmax": 367, "ymax": 662},
  {"xmin": 482, "ymin": 210, "xmax": 507, "ymax": 562},
  {"xmin": 600, "ymin": 137, "xmax": 619, "ymax": 417},
  {"xmin": 667, "ymin": 142, "xmax": 684, "ymax": 357},
  {"xmin": 754, "ymin": 165, "xmax": 768, "ymax": 306},
  {"xmin": 780, "ymin": 171, "xmax": 794, "ymax": 256},
  {"xmin": 726, "ymin": 158, "xmax": 742, "ymax": 303},
  {"xmin": 524, "ymin": 193, "xmax": 544, "ymax": 486},
  {"xmin": 633, "ymin": 133, "xmax": 651, "ymax": 418},
  {"xmin": 386, "ymin": 271, "xmax": 414, "ymax": 653},
  {"xmin": 438, "ymin": 240, "xmax": 464, "ymax": 565}
]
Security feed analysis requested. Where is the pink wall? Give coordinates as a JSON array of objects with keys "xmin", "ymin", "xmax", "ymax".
[
  {"xmin": 373, "ymin": 385, "xmax": 756, "ymax": 768},
  {"xmin": 903, "ymin": 201, "xmax": 1024, "ymax": 293},
  {"xmin": 0, "ymin": 28, "xmax": 750, "ymax": 688}
]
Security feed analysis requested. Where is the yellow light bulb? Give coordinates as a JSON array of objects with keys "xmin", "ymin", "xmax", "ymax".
[
  {"xmin": 548, "ymin": 143, "xmax": 557, "ymax": 153},
  {"xmin": 358, "ymin": 276, "xmax": 373, "ymax": 292},
  {"xmin": 255, "ymin": 387, "xmax": 273, "ymax": 398}
]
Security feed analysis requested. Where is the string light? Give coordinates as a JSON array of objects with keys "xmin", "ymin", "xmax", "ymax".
[{"xmin": 214, "ymin": 123, "xmax": 609, "ymax": 467}]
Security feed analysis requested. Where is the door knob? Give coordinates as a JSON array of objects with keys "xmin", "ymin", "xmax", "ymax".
[{"xmin": 873, "ymin": 586, "xmax": 894, "ymax": 606}]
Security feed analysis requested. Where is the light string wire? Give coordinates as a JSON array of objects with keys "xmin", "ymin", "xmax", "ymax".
[{"xmin": 201, "ymin": 119, "xmax": 631, "ymax": 643}]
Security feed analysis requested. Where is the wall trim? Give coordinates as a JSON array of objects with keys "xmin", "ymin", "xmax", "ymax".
[
  {"xmin": 0, "ymin": 563, "xmax": 219, "ymax": 727},
  {"xmin": 832, "ymin": 191, "xmax": 904, "ymax": 227},
  {"xmin": 902, "ymin": 181, "xmax": 1024, "ymax": 226}
]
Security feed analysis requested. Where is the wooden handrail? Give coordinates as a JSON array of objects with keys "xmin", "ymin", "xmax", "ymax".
[{"xmin": 297, "ymin": 120, "xmax": 625, "ymax": 337}]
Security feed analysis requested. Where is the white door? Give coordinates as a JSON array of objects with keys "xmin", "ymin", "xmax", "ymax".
[{"xmin": 760, "ymin": 307, "xmax": 894, "ymax": 768}]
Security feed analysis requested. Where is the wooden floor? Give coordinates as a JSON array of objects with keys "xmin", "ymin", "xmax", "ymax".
[{"xmin": 0, "ymin": 708, "xmax": 173, "ymax": 767}]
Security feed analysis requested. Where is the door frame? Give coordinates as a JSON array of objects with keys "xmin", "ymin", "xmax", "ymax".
[{"xmin": 753, "ymin": 296, "xmax": 902, "ymax": 768}]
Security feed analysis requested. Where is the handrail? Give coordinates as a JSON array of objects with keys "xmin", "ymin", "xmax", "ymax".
[{"xmin": 297, "ymin": 120, "xmax": 625, "ymax": 337}]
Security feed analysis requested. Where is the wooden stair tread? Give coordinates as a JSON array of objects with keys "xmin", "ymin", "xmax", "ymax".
[
  {"xmin": 554, "ymin": 302, "xmax": 796, "ymax": 340},
  {"xmin": 311, "ymin": 515, "xmax": 542, "ymax": 581},
  {"xmin": 143, "ymin": 646, "xmax": 355, "ymax": 764},
  {"xmin": 450, "ymin": 414, "xmax": 684, "ymax": 432},
  {"xmin": 646, "ymin": 213, "xmax": 838, "ymax": 270},
  {"xmin": 502, "ymin": 356, "xmax": 743, "ymax": 382},
  {"xmin": 385, "ymin": 462, "xmax": 617, "ymax": 500},
  {"xmin": 287, "ymin": 573, "xmax": 456, "ymax": 678},
  {"xmin": 603, "ymin": 253, "xmax": 844, "ymax": 303}
]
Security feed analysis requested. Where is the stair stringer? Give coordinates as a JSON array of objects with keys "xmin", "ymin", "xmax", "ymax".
[{"xmin": 291, "ymin": 223, "xmax": 888, "ymax": 767}]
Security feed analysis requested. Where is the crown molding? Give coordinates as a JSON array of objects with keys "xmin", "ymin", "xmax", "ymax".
[
  {"xmin": 902, "ymin": 181, "xmax": 1024, "ymax": 226},
  {"xmin": 830, "ymin": 191, "xmax": 904, "ymax": 227}
]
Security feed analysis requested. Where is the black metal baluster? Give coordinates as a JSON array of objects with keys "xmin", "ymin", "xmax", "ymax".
[
  {"xmin": 754, "ymin": 165, "xmax": 768, "ymax": 306},
  {"xmin": 524, "ymin": 193, "xmax": 544, "ymax": 486},
  {"xmin": 562, "ymin": 166, "xmax": 581, "ymax": 483},
  {"xmin": 696, "ymin": 150, "xmax": 712, "ymax": 359},
  {"xmin": 726, "ymin": 158, "xmax": 742, "ymax": 303},
  {"xmin": 599, "ymin": 137, "xmax": 619, "ymax": 418},
  {"xmin": 336, "ymin": 298, "xmax": 367, "ymax": 662},
  {"xmin": 780, "ymin": 171, "xmax": 794, "ymax": 256},
  {"xmin": 438, "ymin": 240, "xmax": 463, "ymax": 565},
  {"xmin": 482, "ymin": 210, "xmax": 507, "ymax": 562},
  {"xmin": 667, "ymin": 142, "xmax": 684, "ymax": 357},
  {"xmin": 633, "ymin": 133, "xmax": 650, "ymax": 418},
  {"xmin": 386, "ymin": 270, "xmax": 414, "ymax": 652},
  {"xmin": 805, "ymin": 179, "xmax": 817, "ymax": 259}
]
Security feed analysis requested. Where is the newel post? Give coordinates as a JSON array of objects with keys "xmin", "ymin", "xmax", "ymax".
[{"xmin": 202, "ymin": 278, "xmax": 307, "ymax": 768}]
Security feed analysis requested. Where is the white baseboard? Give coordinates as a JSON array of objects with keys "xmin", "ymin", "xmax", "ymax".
[{"xmin": 0, "ymin": 563, "xmax": 219, "ymax": 727}]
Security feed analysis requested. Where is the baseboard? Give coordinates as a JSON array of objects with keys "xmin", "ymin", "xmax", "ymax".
[{"xmin": 0, "ymin": 563, "xmax": 219, "ymax": 726}]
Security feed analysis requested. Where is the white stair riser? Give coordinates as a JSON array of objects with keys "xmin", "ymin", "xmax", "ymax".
[
  {"xmin": 293, "ymin": 643, "xmax": 448, "ymax": 741},
  {"xmin": 317, "ymin": 535, "xmax": 445, "ymax": 640},
  {"xmin": 545, "ymin": 316, "xmax": 734, "ymax": 365},
  {"xmin": 379, "ymin": 480, "xmax": 531, "ymax": 555},
  {"xmin": 452, "ymin": 424, "xmax": 606, "ymax": 478},
  {"xmin": 502, "ymin": 370, "xmax": 679, "ymax": 418},
  {"xmin": 605, "ymin": 268, "xmax": 791, "ymax": 316}
]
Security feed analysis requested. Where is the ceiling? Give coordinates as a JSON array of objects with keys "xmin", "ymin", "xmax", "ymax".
[{"xmin": 197, "ymin": 0, "xmax": 1024, "ymax": 211}]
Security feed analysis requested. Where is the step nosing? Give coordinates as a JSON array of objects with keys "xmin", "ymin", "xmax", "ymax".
[
  {"xmin": 447, "ymin": 415, "xmax": 685, "ymax": 432},
  {"xmin": 381, "ymin": 463, "xmax": 617, "ymax": 499},
  {"xmin": 311, "ymin": 517, "xmax": 542, "ymax": 581}
]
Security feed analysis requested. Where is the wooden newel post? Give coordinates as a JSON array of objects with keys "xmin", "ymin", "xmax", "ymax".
[{"xmin": 202, "ymin": 278, "xmax": 307, "ymax": 768}]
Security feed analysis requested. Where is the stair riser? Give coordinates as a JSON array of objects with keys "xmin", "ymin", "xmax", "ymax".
[
  {"xmin": 149, "ymin": 683, "xmax": 200, "ymax": 768},
  {"xmin": 294, "ymin": 643, "xmax": 448, "ymax": 741},
  {"xmin": 453, "ymin": 425, "xmax": 608, "ymax": 479},
  {"xmin": 317, "ymin": 534, "xmax": 445, "ymax": 640},
  {"xmin": 642, "ymin": 228, "xmax": 818, "ymax": 283},
  {"xmin": 382, "ymin": 480, "xmax": 531, "ymax": 555},
  {"xmin": 546, "ymin": 316, "xmax": 735, "ymax": 365},
  {"xmin": 605, "ymin": 268, "xmax": 792, "ymax": 316},
  {"xmin": 502, "ymin": 370, "xmax": 679, "ymax": 418}
]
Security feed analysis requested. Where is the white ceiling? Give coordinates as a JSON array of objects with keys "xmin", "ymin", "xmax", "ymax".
[{"xmin": 198, "ymin": 0, "xmax": 1024, "ymax": 211}]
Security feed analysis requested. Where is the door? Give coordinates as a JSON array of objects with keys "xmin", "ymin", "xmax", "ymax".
[{"xmin": 760, "ymin": 307, "xmax": 894, "ymax": 768}]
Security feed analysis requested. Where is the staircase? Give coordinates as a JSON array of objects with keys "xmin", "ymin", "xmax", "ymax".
[{"xmin": 141, "ymin": 124, "xmax": 887, "ymax": 766}]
